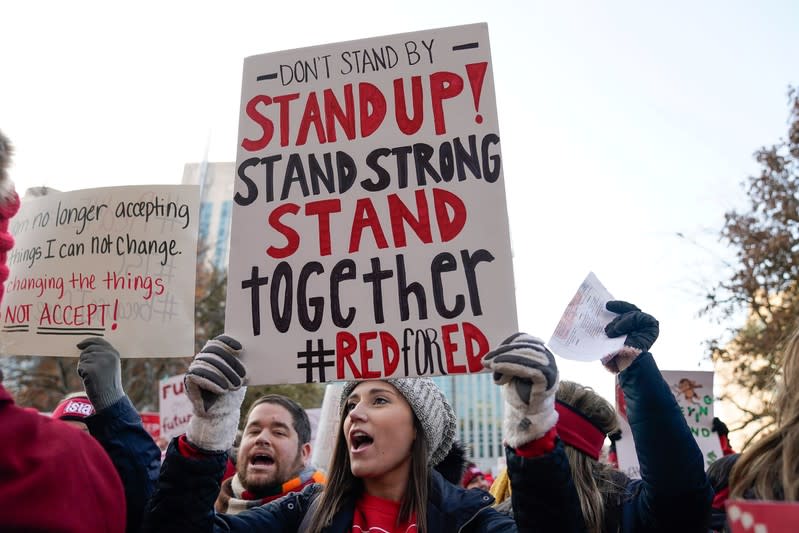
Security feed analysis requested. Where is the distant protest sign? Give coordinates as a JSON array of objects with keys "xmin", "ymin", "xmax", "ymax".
[
  {"xmin": 726, "ymin": 500, "xmax": 799, "ymax": 533},
  {"xmin": 1, "ymin": 185, "xmax": 199, "ymax": 358},
  {"xmin": 226, "ymin": 23, "xmax": 518, "ymax": 384},
  {"xmin": 615, "ymin": 370, "xmax": 723, "ymax": 478},
  {"xmin": 159, "ymin": 374, "xmax": 193, "ymax": 440},
  {"xmin": 140, "ymin": 412, "xmax": 161, "ymax": 440}
]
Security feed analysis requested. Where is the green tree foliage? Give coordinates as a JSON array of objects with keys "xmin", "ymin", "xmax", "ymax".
[
  {"xmin": 703, "ymin": 87, "xmax": 799, "ymax": 444},
  {"xmin": 239, "ymin": 384, "xmax": 326, "ymax": 428}
]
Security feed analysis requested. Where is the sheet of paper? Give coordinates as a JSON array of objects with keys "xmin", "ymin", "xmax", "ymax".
[{"xmin": 548, "ymin": 272, "xmax": 624, "ymax": 361}]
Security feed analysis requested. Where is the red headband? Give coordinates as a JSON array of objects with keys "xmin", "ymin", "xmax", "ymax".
[{"xmin": 555, "ymin": 400, "xmax": 606, "ymax": 460}]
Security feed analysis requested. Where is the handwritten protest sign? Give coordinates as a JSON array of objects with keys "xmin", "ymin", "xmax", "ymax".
[
  {"xmin": 1, "ymin": 185, "xmax": 199, "ymax": 358},
  {"xmin": 726, "ymin": 500, "xmax": 799, "ymax": 533},
  {"xmin": 226, "ymin": 23, "xmax": 517, "ymax": 384},
  {"xmin": 159, "ymin": 374, "xmax": 193, "ymax": 440},
  {"xmin": 615, "ymin": 370, "xmax": 723, "ymax": 478}
]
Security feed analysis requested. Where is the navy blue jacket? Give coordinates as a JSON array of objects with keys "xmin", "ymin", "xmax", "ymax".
[
  {"xmin": 616, "ymin": 352, "xmax": 713, "ymax": 532},
  {"xmin": 143, "ymin": 437, "xmax": 585, "ymax": 532},
  {"xmin": 88, "ymin": 396, "xmax": 162, "ymax": 533}
]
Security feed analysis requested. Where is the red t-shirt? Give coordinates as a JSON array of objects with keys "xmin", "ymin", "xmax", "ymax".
[{"xmin": 352, "ymin": 492, "xmax": 417, "ymax": 533}]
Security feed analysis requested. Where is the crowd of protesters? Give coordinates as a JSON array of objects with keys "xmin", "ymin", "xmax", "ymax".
[{"xmin": 2, "ymin": 125, "xmax": 799, "ymax": 532}]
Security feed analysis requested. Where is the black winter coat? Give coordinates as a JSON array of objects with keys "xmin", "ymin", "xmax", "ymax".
[
  {"xmin": 614, "ymin": 352, "xmax": 714, "ymax": 532},
  {"xmin": 143, "ymin": 437, "xmax": 585, "ymax": 532}
]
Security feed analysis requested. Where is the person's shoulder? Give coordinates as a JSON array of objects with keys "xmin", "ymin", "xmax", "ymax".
[
  {"xmin": 0, "ymin": 403, "xmax": 126, "ymax": 531},
  {"xmin": 469, "ymin": 505, "xmax": 517, "ymax": 532},
  {"xmin": 428, "ymin": 471, "xmax": 496, "ymax": 516},
  {"xmin": 38, "ymin": 411, "xmax": 120, "ymax": 474}
]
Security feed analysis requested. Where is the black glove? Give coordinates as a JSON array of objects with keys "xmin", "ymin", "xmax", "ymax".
[
  {"xmin": 602, "ymin": 301, "xmax": 659, "ymax": 373},
  {"xmin": 604, "ymin": 301, "xmax": 659, "ymax": 352},
  {"xmin": 712, "ymin": 417, "xmax": 729, "ymax": 436}
]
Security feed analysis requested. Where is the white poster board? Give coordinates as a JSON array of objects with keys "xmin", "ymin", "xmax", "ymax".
[
  {"xmin": 311, "ymin": 383, "xmax": 344, "ymax": 470},
  {"xmin": 615, "ymin": 369, "xmax": 723, "ymax": 479},
  {"xmin": 159, "ymin": 374, "xmax": 193, "ymax": 440},
  {"xmin": 226, "ymin": 23, "xmax": 517, "ymax": 384},
  {"xmin": 2, "ymin": 185, "xmax": 199, "ymax": 358}
]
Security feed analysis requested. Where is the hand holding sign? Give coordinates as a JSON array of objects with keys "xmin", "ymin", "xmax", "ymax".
[
  {"xmin": 184, "ymin": 335, "xmax": 247, "ymax": 452},
  {"xmin": 483, "ymin": 333, "xmax": 559, "ymax": 447},
  {"xmin": 77, "ymin": 337, "xmax": 124, "ymax": 410}
]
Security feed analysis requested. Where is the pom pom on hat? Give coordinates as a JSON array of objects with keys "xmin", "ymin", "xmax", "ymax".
[{"xmin": 340, "ymin": 378, "xmax": 456, "ymax": 467}]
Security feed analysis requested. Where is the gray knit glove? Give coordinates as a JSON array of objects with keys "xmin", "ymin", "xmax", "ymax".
[
  {"xmin": 185, "ymin": 335, "xmax": 247, "ymax": 452},
  {"xmin": 483, "ymin": 333, "xmax": 559, "ymax": 448},
  {"xmin": 77, "ymin": 337, "xmax": 124, "ymax": 411}
]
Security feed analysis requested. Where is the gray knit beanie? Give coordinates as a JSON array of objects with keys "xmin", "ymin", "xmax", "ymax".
[{"xmin": 340, "ymin": 378, "xmax": 457, "ymax": 467}]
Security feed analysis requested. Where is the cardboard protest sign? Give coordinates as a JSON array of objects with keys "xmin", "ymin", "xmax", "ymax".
[
  {"xmin": 140, "ymin": 412, "xmax": 161, "ymax": 440},
  {"xmin": 159, "ymin": 374, "xmax": 193, "ymax": 440},
  {"xmin": 726, "ymin": 500, "xmax": 799, "ymax": 533},
  {"xmin": 615, "ymin": 370, "xmax": 723, "ymax": 479},
  {"xmin": 548, "ymin": 272, "xmax": 625, "ymax": 361},
  {"xmin": 2, "ymin": 185, "xmax": 199, "ymax": 358},
  {"xmin": 226, "ymin": 23, "xmax": 517, "ymax": 384}
]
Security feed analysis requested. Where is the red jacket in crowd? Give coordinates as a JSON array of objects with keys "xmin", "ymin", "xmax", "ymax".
[{"xmin": 0, "ymin": 384, "xmax": 127, "ymax": 532}]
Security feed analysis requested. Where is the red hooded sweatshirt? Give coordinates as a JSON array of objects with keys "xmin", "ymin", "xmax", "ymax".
[{"xmin": 0, "ymin": 384, "xmax": 127, "ymax": 532}]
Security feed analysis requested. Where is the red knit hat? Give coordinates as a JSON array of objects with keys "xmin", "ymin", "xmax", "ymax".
[
  {"xmin": 461, "ymin": 465, "xmax": 485, "ymax": 488},
  {"xmin": 0, "ymin": 129, "xmax": 21, "ymax": 307},
  {"xmin": 52, "ymin": 393, "xmax": 95, "ymax": 421}
]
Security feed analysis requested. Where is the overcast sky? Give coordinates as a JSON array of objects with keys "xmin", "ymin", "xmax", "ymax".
[{"xmin": 2, "ymin": 0, "xmax": 797, "ymax": 402}]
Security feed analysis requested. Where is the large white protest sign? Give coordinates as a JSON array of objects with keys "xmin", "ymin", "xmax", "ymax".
[
  {"xmin": 615, "ymin": 370, "xmax": 724, "ymax": 479},
  {"xmin": 1, "ymin": 185, "xmax": 199, "ymax": 358},
  {"xmin": 159, "ymin": 374, "xmax": 193, "ymax": 440},
  {"xmin": 548, "ymin": 272, "xmax": 625, "ymax": 362},
  {"xmin": 226, "ymin": 23, "xmax": 517, "ymax": 384}
]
